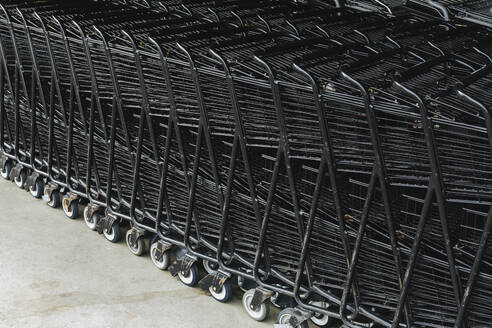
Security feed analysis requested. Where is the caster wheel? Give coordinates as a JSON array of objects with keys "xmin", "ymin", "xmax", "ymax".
[
  {"xmin": 210, "ymin": 279, "xmax": 232, "ymax": 303},
  {"xmin": 310, "ymin": 313, "xmax": 334, "ymax": 328},
  {"xmin": 46, "ymin": 190, "xmax": 61, "ymax": 208},
  {"xmin": 29, "ymin": 179, "xmax": 44, "ymax": 198},
  {"xmin": 242, "ymin": 289, "xmax": 270, "ymax": 321},
  {"xmin": 103, "ymin": 222, "xmax": 121, "ymax": 243},
  {"xmin": 202, "ymin": 259, "xmax": 219, "ymax": 274},
  {"xmin": 237, "ymin": 276, "xmax": 253, "ymax": 293},
  {"xmin": 126, "ymin": 230, "xmax": 145, "ymax": 256},
  {"xmin": 150, "ymin": 242, "xmax": 171, "ymax": 270},
  {"xmin": 178, "ymin": 263, "xmax": 199, "ymax": 287},
  {"xmin": 175, "ymin": 247, "xmax": 187, "ymax": 261},
  {"xmin": 277, "ymin": 308, "xmax": 309, "ymax": 328},
  {"xmin": 62, "ymin": 196, "xmax": 79, "ymax": 219},
  {"xmin": 14, "ymin": 169, "xmax": 26, "ymax": 188},
  {"xmin": 83, "ymin": 206, "xmax": 99, "ymax": 231},
  {"xmin": 271, "ymin": 292, "xmax": 283, "ymax": 308},
  {"xmin": 309, "ymin": 301, "xmax": 333, "ymax": 328},
  {"xmin": 1, "ymin": 161, "xmax": 11, "ymax": 179}
]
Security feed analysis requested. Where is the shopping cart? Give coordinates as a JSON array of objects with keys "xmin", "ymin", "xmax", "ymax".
[{"xmin": 1, "ymin": 1, "xmax": 491, "ymax": 328}]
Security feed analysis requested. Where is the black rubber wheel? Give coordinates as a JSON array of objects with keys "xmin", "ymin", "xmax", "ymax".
[
  {"xmin": 277, "ymin": 308, "xmax": 309, "ymax": 328},
  {"xmin": 202, "ymin": 259, "xmax": 219, "ymax": 274},
  {"xmin": 310, "ymin": 313, "xmax": 334, "ymax": 328},
  {"xmin": 209, "ymin": 279, "xmax": 232, "ymax": 303},
  {"xmin": 83, "ymin": 206, "xmax": 99, "ymax": 231},
  {"xmin": 178, "ymin": 263, "xmax": 199, "ymax": 287},
  {"xmin": 103, "ymin": 221, "xmax": 121, "ymax": 243},
  {"xmin": 29, "ymin": 179, "xmax": 44, "ymax": 198},
  {"xmin": 46, "ymin": 190, "xmax": 61, "ymax": 208},
  {"xmin": 14, "ymin": 169, "xmax": 26, "ymax": 189},
  {"xmin": 150, "ymin": 242, "xmax": 171, "ymax": 270},
  {"xmin": 309, "ymin": 301, "xmax": 334, "ymax": 328},
  {"xmin": 242, "ymin": 289, "xmax": 270, "ymax": 321},
  {"xmin": 126, "ymin": 229, "xmax": 145, "ymax": 256},
  {"xmin": 1, "ymin": 161, "xmax": 11, "ymax": 180},
  {"xmin": 62, "ymin": 196, "xmax": 79, "ymax": 219}
]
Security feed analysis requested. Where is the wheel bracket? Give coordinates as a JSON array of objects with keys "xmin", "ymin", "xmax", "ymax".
[
  {"xmin": 0, "ymin": 155, "xmax": 8, "ymax": 170},
  {"xmin": 65, "ymin": 192, "xmax": 79, "ymax": 202},
  {"xmin": 198, "ymin": 269, "xmax": 231, "ymax": 291},
  {"xmin": 24, "ymin": 171, "xmax": 40, "ymax": 191},
  {"xmin": 289, "ymin": 308, "xmax": 312, "ymax": 327},
  {"xmin": 9, "ymin": 163, "xmax": 23, "ymax": 182},
  {"xmin": 96, "ymin": 214, "xmax": 117, "ymax": 234},
  {"xmin": 128, "ymin": 227, "xmax": 146, "ymax": 247},
  {"xmin": 169, "ymin": 254, "xmax": 196, "ymax": 277},
  {"xmin": 250, "ymin": 287, "xmax": 274, "ymax": 311},
  {"xmin": 42, "ymin": 182, "xmax": 58, "ymax": 201},
  {"xmin": 273, "ymin": 308, "xmax": 312, "ymax": 328},
  {"xmin": 86, "ymin": 203, "xmax": 102, "ymax": 219},
  {"xmin": 154, "ymin": 240, "xmax": 173, "ymax": 261}
]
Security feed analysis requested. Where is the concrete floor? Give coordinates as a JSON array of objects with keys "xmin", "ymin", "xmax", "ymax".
[{"xmin": 0, "ymin": 177, "xmax": 277, "ymax": 328}]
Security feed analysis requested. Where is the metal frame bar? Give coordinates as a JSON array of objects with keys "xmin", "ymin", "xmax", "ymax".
[
  {"xmin": 287, "ymin": 63, "xmax": 358, "ymax": 323},
  {"xmin": 92, "ymin": 26, "xmax": 137, "ymax": 220},
  {"xmin": 177, "ymin": 42, "xmax": 225, "ymax": 266},
  {"xmin": 339, "ymin": 72, "xmax": 412, "ymax": 328},
  {"xmin": 391, "ymin": 81, "xmax": 462, "ymax": 328},
  {"xmin": 208, "ymin": 49, "xmax": 273, "ymax": 281},
  {"xmin": 0, "ymin": 6, "xmax": 37, "ymax": 170},
  {"xmin": 251, "ymin": 55, "xmax": 315, "ymax": 296},
  {"xmin": 72, "ymin": 21, "xmax": 110, "ymax": 209},
  {"xmin": 453, "ymin": 90, "xmax": 492, "ymax": 328}
]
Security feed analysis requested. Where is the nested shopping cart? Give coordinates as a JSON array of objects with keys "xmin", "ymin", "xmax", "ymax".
[{"xmin": 1, "ymin": 1, "xmax": 492, "ymax": 328}]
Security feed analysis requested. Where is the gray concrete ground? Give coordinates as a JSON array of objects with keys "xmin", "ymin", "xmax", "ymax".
[{"xmin": 0, "ymin": 177, "xmax": 277, "ymax": 328}]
